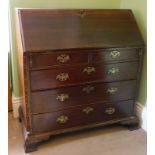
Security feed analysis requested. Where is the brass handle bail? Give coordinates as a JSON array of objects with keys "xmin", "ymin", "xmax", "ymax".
[
  {"xmin": 105, "ymin": 107, "xmax": 115, "ymax": 115},
  {"xmin": 107, "ymin": 87, "xmax": 118, "ymax": 94},
  {"xmin": 108, "ymin": 67, "xmax": 119, "ymax": 74},
  {"xmin": 82, "ymin": 106, "xmax": 94, "ymax": 114},
  {"xmin": 83, "ymin": 67, "xmax": 96, "ymax": 74},
  {"xmin": 110, "ymin": 51, "xmax": 121, "ymax": 59},
  {"xmin": 56, "ymin": 73, "xmax": 69, "ymax": 81},
  {"xmin": 82, "ymin": 85, "xmax": 95, "ymax": 94},
  {"xmin": 57, "ymin": 115, "xmax": 68, "ymax": 124},
  {"xmin": 57, "ymin": 94, "xmax": 69, "ymax": 102}
]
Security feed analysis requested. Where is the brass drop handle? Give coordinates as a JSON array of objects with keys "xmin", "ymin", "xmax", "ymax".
[
  {"xmin": 110, "ymin": 51, "xmax": 121, "ymax": 59},
  {"xmin": 57, "ymin": 54, "xmax": 70, "ymax": 63},
  {"xmin": 82, "ymin": 85, "xmax": 95, "ymax": 94},
  {"xmin": 105, "ymin": 107, "xmax": 115, "ymax": 115},
  {"xmin": 56, "ymin": 73, "xmax": 69, "ymax": 81},
  {"xmin": 83, "ymin": 67, "xmax": 96, "ymax": 74},
  {"xmin": 82, "ymin": 106, "xmax": 94, "ymax": 114},
  {"xmin": 57, "ymin": 115, "xmax": 68, "ymax": 124},
  {"xmin": 107, "ymin": 87, "xmax": 118, "ymax": 94},
  {"xmin": 108, "ymin": 67, "xmax": 119, "ymax": 74},
  {"xmin": 57, "ymin": 94, "xmax": 69, "ymax": 102}
]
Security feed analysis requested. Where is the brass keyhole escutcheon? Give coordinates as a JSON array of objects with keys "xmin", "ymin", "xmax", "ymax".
[{"xmin": 79, "ymin": 10, "xmax": 86, "ymax": 18}]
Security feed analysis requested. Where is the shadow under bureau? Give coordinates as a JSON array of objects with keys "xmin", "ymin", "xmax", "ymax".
[{"xmin": 16, "ymin": 9, "xmax": 145, "ymax": 153}]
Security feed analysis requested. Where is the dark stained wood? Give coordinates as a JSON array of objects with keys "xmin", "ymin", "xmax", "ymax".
[
  {"xmin": 17, "ymin": 9, "xmax": 144, "ymax": 153},
  {"xmin": 92, "ymin": 48, "xmax": 139, "ymax": 64},
  {"xmin": 31, "ymin": 100, "xmax": 134, "ymax": 134},
  {"xmin": 29, "ymin": 48, "xmax": 140, "ymax": 70},
  {"xmin": 120, "ymin": 117, "xmax": 140, "ymax": 131},
  {"xmin": 24, "ymin": 139, "xmax": 39, "ymax": 153},
  {"xmin": 18, "ymin": 9, "xmax": 145, "ymax": 52},
  {"xmin": 30, "ymin": 61, "xmax": 138, "ymax": 91},
  {"xmin": 31, "ymin": 80, "xmax": 137, "ymax": 114},
  {"xmin": 16, "ymin": 10, "xmax": 31, "ymax": 130},
  {"xmin": 25, "ymin": 129, "xmax": 51, "ymax": 153},
  {"xmin": 30, "ymin": 50, "xmax": 89, "ymax": 69}
]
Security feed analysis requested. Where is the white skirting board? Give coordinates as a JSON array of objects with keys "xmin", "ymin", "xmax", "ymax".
[
  {"xmin": 12, "ymin": 95, "xmax": 147, "ymax": 131},
  {"xmin": 12, "ymin": 95, "xmax": 24, "ymax": 118},
  {"xmin": 136, "ymin": 102, "xmax": 147, "ymax": 132}
]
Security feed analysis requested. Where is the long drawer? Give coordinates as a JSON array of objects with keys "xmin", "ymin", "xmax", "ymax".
[
  {"xmin": 30, "ymin": 80, "xmax": 137, "ymax": 114},
  {"xmin": 31, "ymin": 100, "xmax": 134, "ymax": 134},
  {"xmin": 30, "ymin": 61, "xmax": 138, "ymax": 91}
]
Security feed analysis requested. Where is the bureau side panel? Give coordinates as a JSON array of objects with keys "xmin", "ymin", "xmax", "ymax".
[{"xmin": 15, "ymin": 10, "xmax": 31, "ymax": 131}]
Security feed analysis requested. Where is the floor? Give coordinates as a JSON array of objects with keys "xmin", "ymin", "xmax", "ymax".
[{"xmin": 9, "ymin": 113, "xmax": 147, "ymax": 155}]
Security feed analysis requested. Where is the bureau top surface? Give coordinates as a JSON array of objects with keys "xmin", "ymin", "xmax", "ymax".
[{"xmin": 18, "ymin": 9, "xmax": 144, "ymax": 52}]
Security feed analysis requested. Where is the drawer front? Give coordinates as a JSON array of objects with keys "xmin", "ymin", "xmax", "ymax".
[
  {"xmin": 30, "ymin": 51, "xmax": 88, "ymax": 69},
  {"xmin": 31, "ymin": 80, "xmax": 137, "ymax": 113},
  {"xmin": 32, "ymin": 100, "xmax": 134, "ymax": 134},
  {"xmin": 30, "ymin": 62, "xmax": 138, "ymax": 91},
  {"xmin": 92, "ymin": 48, "xmax": 139, "ymax": 63}
]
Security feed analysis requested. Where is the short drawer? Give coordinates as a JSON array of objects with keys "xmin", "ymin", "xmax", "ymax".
[
  {"xmin": 30, "ymin": 61, "xmax": 138, "ymax": 91},
  {"xmin": 30, "ymin": 80, "xmax": 137, "ymax": 114},
  {"xmin": 92, "ymin": 48, "xmax": 139, "ymax": 63},
  {"xmin": 30, "ymin": 51, "xmax": 88, "ymax": 69},
  {"xmin": 31, "ymin": 100, "xmax": 134, "ymax": 134}
]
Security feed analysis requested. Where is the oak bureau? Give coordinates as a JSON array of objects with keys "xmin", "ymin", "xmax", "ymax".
[{"xmin": 16, "ymin": 9, "xmax": 145, "ymax": 153}]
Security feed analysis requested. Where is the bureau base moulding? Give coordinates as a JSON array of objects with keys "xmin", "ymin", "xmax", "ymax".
[{"xmin": 18, "ymin": 105, "xmax": 139, "ymax": 153}]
